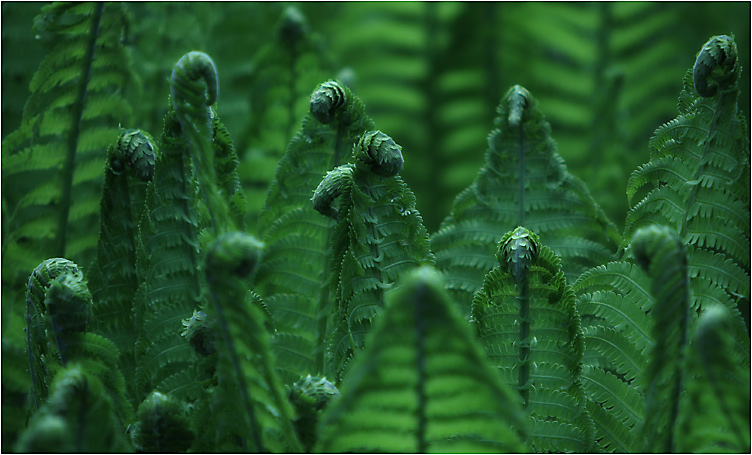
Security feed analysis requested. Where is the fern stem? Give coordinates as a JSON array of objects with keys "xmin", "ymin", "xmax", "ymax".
[
  {"xmin": 209, "ymin": 286, "xmax": 264, "ymax": 453},
  {"xmin": 517, "ymin": 122, "xmax": 525, "ymax": 225},
  {"xmin": 56, "ymin": 1, "xmax": 104, "ymax": 256},
  {"xmin": 518, "ymin": 279, "xmax": 530, "ymax": 408}
]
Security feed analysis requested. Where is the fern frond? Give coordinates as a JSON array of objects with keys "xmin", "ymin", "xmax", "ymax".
[
  {"xmin": 432, "ymin": 85, "xmax": 619, "ymax": 316},
  {"xmin": 315, "ymin": 131, "xmax": 434, "ymax": 382},
  {"xmin": 677, "ymin": 304, "xmax": 751, "ymax": 453},
  {"xmin": 472, "ymin": 226, "xmax": 593, "ymax": 452},
  {"xmin": 255, "ymin": 80, "xmax": 376, "ymax": 380},
  {"xmin": 631, "ymin": 225, "xmax": 691, "ymax": 453},
  {"xmin": 625, "ymin": 34, "xmax": 750, "ymax": 329},
  {"xmin": 317, "ymin": 266, "xmax": 528, "ymax": 453},
  {"xmin": 2, "ymin": 1, "xmax": 136, "ymax": 360},
  {"xmin": 133, "ymin": 100, "xmax": 202, "ymax": 403},
  {"xmin": 87, "ymin": 128, "xmax": 156, "ymax": 407},
  {"xmin": 203, "ymin": 232, "xmax": 302, "ymax": 452},
  {"xmin": 15, "ymin": 364, "xmax": 131, "ymax": 453}
]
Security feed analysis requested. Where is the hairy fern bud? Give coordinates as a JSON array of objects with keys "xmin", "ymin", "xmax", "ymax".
[
  {"xmin": 355, "ymin": 130, "xmax": 404, "ymax": 177},
  {"xmin": 693, "ymin": 34, "xmax": 738, "ymax": 97},
  {"xmin": 116, "ymin": 129, "xmax": 157, "ymax": 181},
  {"xmin": 310, "ymin": 80, "xmax": 348, "ymax": 124},
  {"xmin": 496, "ymin": 226, "xmax": 540, "ymax": 284},
  {"xmin": 289, "ymin": 375, "xmax": 339, "ymax": 452}
]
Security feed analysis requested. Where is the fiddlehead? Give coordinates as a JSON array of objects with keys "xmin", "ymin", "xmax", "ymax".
[
  {"xmin": 130, "ymin": 391, "xmax": 194, "ymax": 453},
  {"xmin": 115, "ymin": 128, "xmax": 157, "ymax": 182},
  {"xmin": 497, "ymin": 226, "xmax": 539, "ymax": 284},
  {"xmin": 693, "ymin": 34, "xmax": 738, "ymax": 97},
  {"xmin": 354, "ymin": 130, "xmax": 404, "ymax": 178},
  {"xmin": 26, "ymin": 258, "xmax": 80, "ymax": 411},
  {"xmin": 170, "ymin": 51, "xmax": 218, "ymax": 140},
  {"xmin": 310, "ymin": 80, "xmax": 348, "ymax": 125},
  {"xmin": 289, "ymin": 375, "xmax": 340, "ymax": 452},
  {"xmin": 311, "ymin": 164, "xmax": 354, "ymax": 220}
]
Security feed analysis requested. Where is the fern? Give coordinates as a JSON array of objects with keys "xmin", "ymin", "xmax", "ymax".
[
  {"xmin": 133, "ymin": 56, "xmax": 205, "ymax": 403},
  {"xmin": 201, "ymin": 232, "xmax": 302, "ymax": 452},
  {"xmin": 129, "ymin": 390, "xmax": 194, "ymax": 453},
  {"xmin": 22, "ymin": 258, "xmax": 132, "ymax": 447},
  {"xmin": 625, "ymin": 34, "xmax": 750, "ymax": 327},
  {"xmin": 88, "ymin": 128, "xmax": 156, "ymax": 407},
  {"xmin": 2, "ymin": 1, "xmax": 136, "ymax": 345},
  {"xmin": 631, "ymin": 225, "xmax": 691, "ymax": 453},
  {"xmin": 313, "ymin": 130, "xmax": 434, "ymax": 382},
  {"xmin": 317, "ymin": 265, "xmax": 528, "ymax": 453},
  {"xmin": 472, "ymin": 226, "xmax": 593, "ymax": 452},
  {"xmin": 255, "ymin": 80, "xmax": 376, "ymax": 384},
  {"xmin": 676, "ymin": 304, "xmax": 751, "ymax": 453},
  {"xmin": 15, "ymin": 365, "xmax": 131, "ymax": 453},
  {"xmin": 432, "ymin": 85, "xmax": 620, "ymax": 316}
]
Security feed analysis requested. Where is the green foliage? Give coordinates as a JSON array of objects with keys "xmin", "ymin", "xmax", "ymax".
[
  {"xmin": 677, "ymin": 305, "xmax": 751, "ymax": 453},
  {"xmin": 472, "ymin": 227, "xmax": 593, "ymax": 452},
  {"xmin": 2, "ymin": 3, "xmax": 750, "ymax": 453},
  {"xmin": 432, "ymin": 85, "xmax": 620, "ymax": 316},
  {"xmin": 314, "ymin": 130, "xmax": 434, "ymax": 382},
  {"xmin": 16, "ymin": 365, "xmax": 131, "ymax": 453},
  {"xmin": 317, "ymin": 266, "xmax": 528, "ymax": 453},
  {"xmin": 202, "ymin": 232, "xmax": 301, "ymax": 452},
  {"xmin": 255, "ymin": 79, "xmax": 376, "ymax": 385}
]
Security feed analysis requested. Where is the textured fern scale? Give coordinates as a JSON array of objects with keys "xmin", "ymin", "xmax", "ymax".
[{"xmin": 432, "ymin": 85, "xmax": 619, "ymax": 316}]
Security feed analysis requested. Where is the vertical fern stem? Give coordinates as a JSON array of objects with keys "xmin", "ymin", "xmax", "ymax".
[
  {"xmin": 518, "ymin": 279, "xmax": 531, "ymax": 408},
  {"xmin": 208, "ymin": 286, "xmax": 264, "ymax": 453},
  {"xmin": 517, "ymin": 122, "xmax": 525, "ymax": 226},
  {"xmin": 56, "ymin": 1, "xmax": 104, "ymax": 256}
]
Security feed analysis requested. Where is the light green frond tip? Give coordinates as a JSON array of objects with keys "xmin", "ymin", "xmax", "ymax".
[
  {"xmin": 507, "ymin": 85, "xmax": 530, "ymax": 127},
  {"xmin": 317, "ymin": 265, "xmax": 528, "ymax": 453}
]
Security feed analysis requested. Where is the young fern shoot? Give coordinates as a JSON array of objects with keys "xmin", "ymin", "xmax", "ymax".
[
  {"xmin": 255, "ymin": 80, "xmax": 377, "ymax": 384},
  {"xmin": 432, "ymin": 85, "xmax": 620, "ymax": 317},
  {"xmin": 472, "ymin": 226, "xmax": 593, "ymax": 452},
  {"xmin": 312, "ymin": 130, "xmax": 434, "ymax": 382}
]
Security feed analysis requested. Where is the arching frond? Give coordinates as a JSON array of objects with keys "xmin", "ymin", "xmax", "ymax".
[
  {"xmin": 317, "ymin": 266, "xmax": 528, "ymax": 453},
  {"xmin": 432, "ymin": 85, "xmax": 620, "ymax": 316}
]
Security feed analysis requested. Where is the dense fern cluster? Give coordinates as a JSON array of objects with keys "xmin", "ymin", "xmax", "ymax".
[{"xmin": 1, "ymin": 3, "xmax": 750, "ymax": 454}]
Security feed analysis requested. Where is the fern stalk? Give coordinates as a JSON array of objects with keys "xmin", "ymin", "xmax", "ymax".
[{"xmin": 56, "ymin": 2, "xmax": 104, "ymax": 257}]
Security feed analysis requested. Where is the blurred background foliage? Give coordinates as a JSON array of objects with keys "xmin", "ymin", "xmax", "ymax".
[
  {"xmin": 0, "ymin": 3, "xmax": 749, "ymax": 450},
  {"xmin": 3, "ymin": 2, "xmax": 750, "ymax": 233}
]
